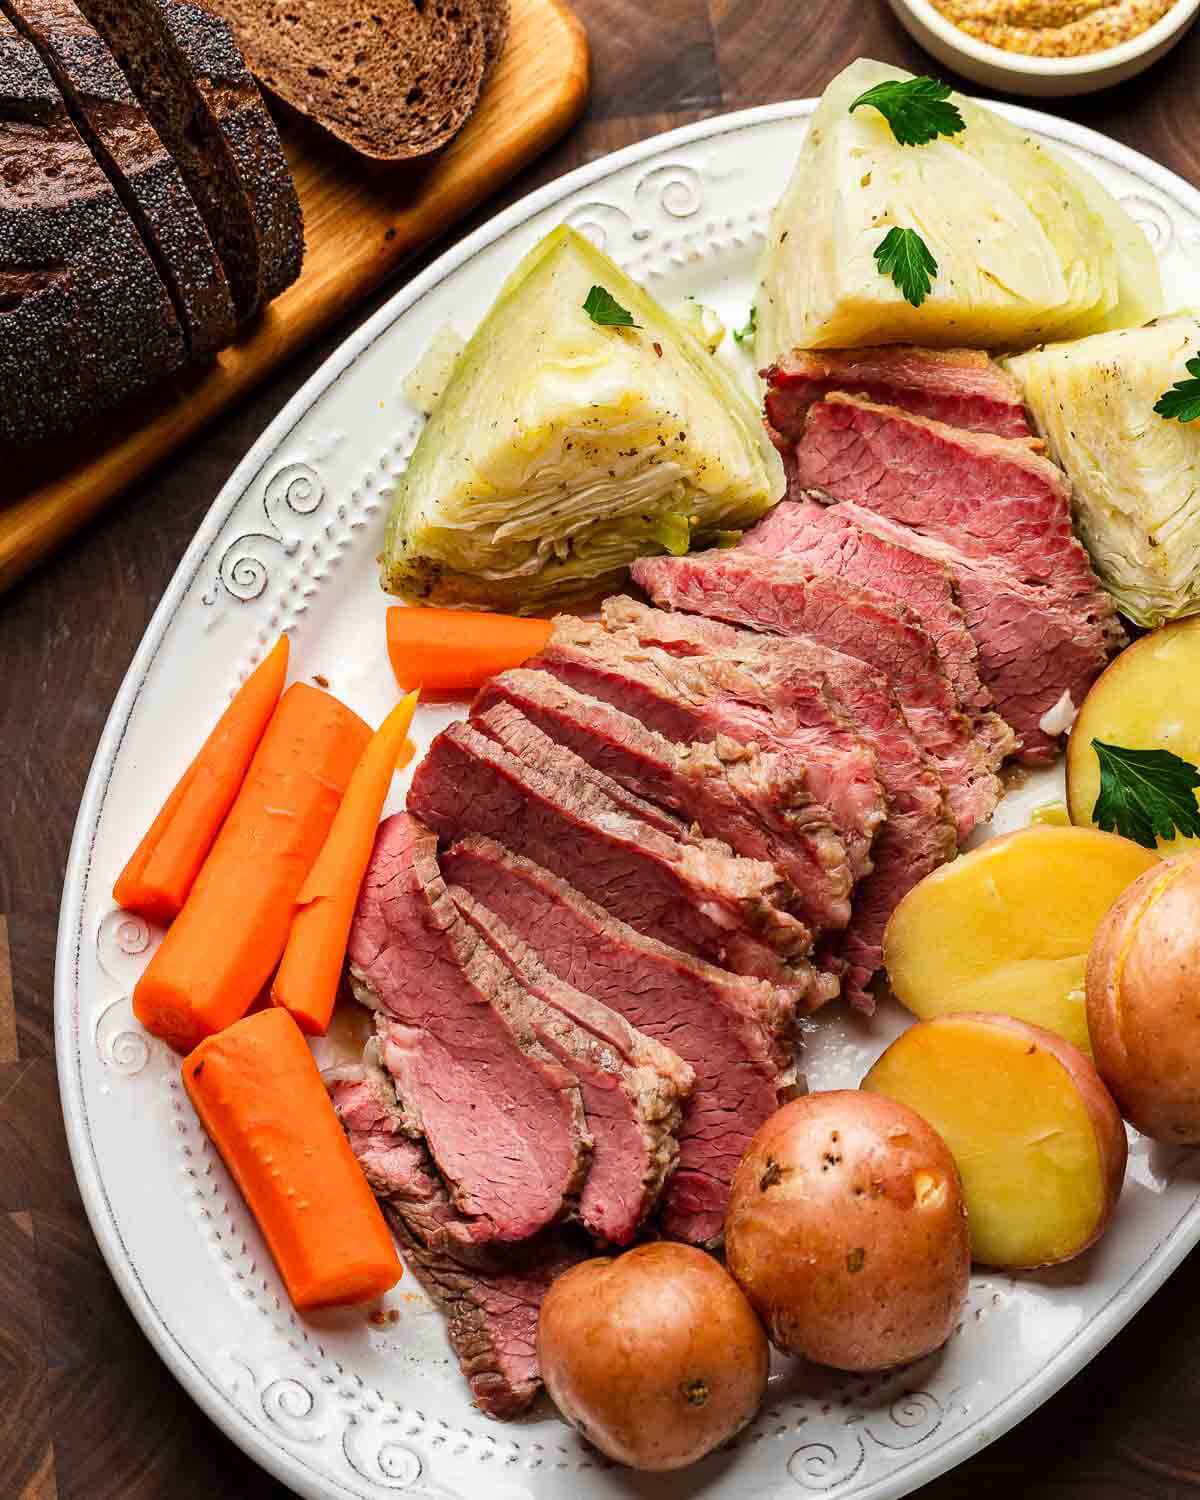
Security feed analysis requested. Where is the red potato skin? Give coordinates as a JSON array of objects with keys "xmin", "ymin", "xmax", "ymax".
[
  {"xmin": 724, "ymin": 1091, "xmax": 969, "ymax": 1372},
  {"xmin": 1087, "ymin": 856, "xmax": 1200, "ymax": 1143},
  {"xmin": 536, "ymin": 1243, "xmax": 768, "ymax": 1472}
]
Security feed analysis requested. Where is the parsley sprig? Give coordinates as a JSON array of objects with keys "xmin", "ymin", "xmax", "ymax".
[
  {"xmin": 849, "ymin": 77, "xmax": 966, "ymax": 148},
  {"xmin": 583, "ymin": 285, "xmax": 639, "ymax": 328},
  {"xmin": 732, "ymin": 305, "xmax": 757, "ymax": 346},
  {"xmin": 1154, "ymin": 356, "xmax": 1200, "ymax": 424},
  {"xmin": 874, "ymin": 227, "xmax": 938, "ymax": 308},
  {"xmin": 1092, "ymin": 739, "xmax": 1200, "ymax": 849}
]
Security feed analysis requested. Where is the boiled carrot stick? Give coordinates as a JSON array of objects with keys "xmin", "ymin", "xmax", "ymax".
[
  {"xmin": 272, "ymin": 690, "xmax": 421, "ymax": 1036},
  {"xmin": 115, "ymin": 636, "xmax": 290, "ymax": 926},
  {"xmin": 386, "ymin": 606, "xmax": 553, "ymax": 694},
  {"xmin": 133, "ymin": 683, "xmax": 371, "ymax": 1054},
  {"xmin": 182, "ymin": 1008, "xmax": 403, "ymax": 1311}
]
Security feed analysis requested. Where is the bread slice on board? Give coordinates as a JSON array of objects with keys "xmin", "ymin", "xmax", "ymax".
[
  {"xmin": 479, "ymin": 0, "xmax": 511, "ymax": 76},
  {"xmin": 204, "ymin": 0, "xmax": 486, "ymax": 162},
  {"xmin": 1, "ymin": 0, "xmax": 237, "ymax": 356},
  {"xmin": 75, "ymin": 0, "xmax": 303, "ymax": 321},
  {"xmin": 0, "ymin": 13, "xmax": 186, "ymax": 446}
]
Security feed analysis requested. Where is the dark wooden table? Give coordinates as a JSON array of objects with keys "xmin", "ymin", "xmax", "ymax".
[{"xmin": 4, "ymin": 3, "xmax": 1200, "ymax": 1495}]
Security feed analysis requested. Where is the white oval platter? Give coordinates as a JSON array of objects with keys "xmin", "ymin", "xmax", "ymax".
[{"xmin": 57, "ymin": 97, "xmax": 1200, "ymax": 1500}]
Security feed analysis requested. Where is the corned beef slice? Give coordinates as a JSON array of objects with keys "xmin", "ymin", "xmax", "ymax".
[
  {"xmin": 474, "ymin": 668, "xmax": 854, "ymax": 934},
  {"xmin": 330, "ymin": 1054, "xmax": 586, "ymax": 1420},
  {"xmin": 826, "ymin": 500, "xmax": 1112, "ymax": 763},
  {"xmin": 408, "ymin": 709, "xmax": 823, "ymax": 994},
  {"xmin": 794, "ymin": 394, "xmax": 1124, "ymax": 652},
  {"xmin": 443, "ymin": 836, "xmax": 794, "ymax": 1246},
  {"xmin": 531, "ymin": 618, "xmax": 886, "ymax": 885},
  {"xmin": 765, "ymin": 346, "xmax": 1033, "ymax": 441},
  {"xmin": 604, "ymin": 599, "xmax": 956, "ymax": 1009},
  {"xmin": 346, "ymin": 813, "xmax": 589, "ymax": 1243},
  {"xmin": 630, "ymin": 549, "xmax": 1002, "ymax": 843},
  {"xmin": 742, "ymin": 498, "xmax": 1017, "ymax": 765},
  {"xmin": 449, "ymin": 883, "xmax": 694, "ymax": 1246}
]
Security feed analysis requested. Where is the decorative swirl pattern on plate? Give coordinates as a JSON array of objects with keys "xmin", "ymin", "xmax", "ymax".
[
  {"xmin": 1119, "ymin": 194, "xmax": 1174, "ymax": 253},
  {"xmin": 93, "ymin": 995, "xmax": 152, "ymax": 1076},
  {"xmin": 788, "ymin": 1435, "xmax": 867, "ymax": 1492},
  {"xmin": 635, "ymin": 162, "xmax": 704, "ymax": 218},
  {"xmin": 204, "ymin": 462, "xmax": 327, "ymax": 606},
  {"xmin": 343, "ymin": 1414, "xmax": 423, "ymax": 1489},
  {"xmin": 562, "ymin": 201, "xmax": 636, "ymax": 252}
]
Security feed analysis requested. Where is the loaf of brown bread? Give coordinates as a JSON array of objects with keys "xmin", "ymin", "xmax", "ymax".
[
  {"xmin": 75, "ymin": 0, "xmax": 303, "ymax": 321},
  {"xmin": 0, "ymin": 12, "xmax": 186, "ymax": 445},
  {"xmin": 1, "ymin": 0, "xmax": 237, "ymax": 355},
  {"xmin": 205, "ymin": 0, "xmax": 487, "ymax": 161}
]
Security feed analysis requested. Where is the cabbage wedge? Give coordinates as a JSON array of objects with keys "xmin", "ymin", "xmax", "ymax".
[
  {"xmin": 755, "ymin": 59, "xmax": 1159, "ymax": 361},
  {"xmin": 1005, "ymin": 313, "xmax": 1200, "ymax": 627},
  {"xmin": 382, "ymin": 226, "xmax": 785, "ymax": 612}
]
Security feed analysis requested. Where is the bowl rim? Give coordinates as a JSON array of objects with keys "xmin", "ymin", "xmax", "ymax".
[{"xmin": 892, "ymin": 0, "xmax": 1200, "ymax": 76}]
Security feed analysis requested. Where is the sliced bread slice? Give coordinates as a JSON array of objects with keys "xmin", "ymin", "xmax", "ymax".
[
  {"xmin": 0, "ymin": 13, "xmax": 186, "ymax": 445},
  {"xmin": 2, "ymin": 0, "xmax": 237, "ymax": 355},
  {"xmin": 479, "ymin": 0, "xmax": 510, "ymax": 77},
  {"xmin": 204, "ymin": 0, "xmax": 486, "ymax": 162},
  {"xmin": 75, "ymin": 0, "xmax": 303, "ymax": 320}
]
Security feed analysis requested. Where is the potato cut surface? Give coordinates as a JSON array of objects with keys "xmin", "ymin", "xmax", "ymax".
[
  {"xmin": 1068, "ymin": 617, "xmax": 1200, "ymax": 855},
  {"xmin": 883, "ymin": 827, "xmax": 1158, "ymax": 1055},
  {"xmin": 864, "ymin": 1017, "xmax": 1108, "ymax": 1268}
]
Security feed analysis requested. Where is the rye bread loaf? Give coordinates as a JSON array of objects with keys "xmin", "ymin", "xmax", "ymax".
[
  {"xmin": 75, "ymin": 0, "xmax": 302, "ymax": 320},
  {"xmin": 204, "ymin": 0, "xmax": 486, "ymax": 161},
  {"xmin": 1, "ymin": 0, "xmax": 237, "ymax": 355},
  {"xmin": 0, "ymin": 12, "xmax": 185, "ymax": 445}
]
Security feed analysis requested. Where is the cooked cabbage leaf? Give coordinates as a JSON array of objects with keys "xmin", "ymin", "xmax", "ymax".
[
  {"xmin": 755, "ymin": 59, "xmax": 1158, "ymax": 361},
  {"xmin": 1005, "ymin": 312, "xmax": 1200, "ymax": 627},
  {"xmin": 382, "ymin": 226, "xmax": 784, "ymax": 612}
]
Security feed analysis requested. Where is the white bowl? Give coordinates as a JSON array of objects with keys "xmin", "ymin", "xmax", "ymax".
[{"xmin": 888, "ymin": 0, "xmax": 1200, "ymax": 95}]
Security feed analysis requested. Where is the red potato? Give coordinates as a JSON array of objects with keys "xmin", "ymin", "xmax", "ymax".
[
  {"xmin": 537, "ymin": 1243, "xmax": 768, "ymax": 1471},
  {"xmin": 864, "ymin": 1014, "xmax": 1127, "ymax": 1269},
  {"xmin": 724, "ymin": 1092, "xmax": 969, "ymax": 1372},
  {"xmin": 1087, "ymin": 854, "xmax": 1200, "ymax": 1142}
]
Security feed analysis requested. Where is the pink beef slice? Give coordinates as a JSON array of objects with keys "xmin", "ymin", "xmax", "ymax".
[
  {"xmin": 600, "ymin": 599, "xmax": 956, "ymax": 1010},
  {"xmin": 346, "ymin": 813, "xmax": 590, "ymax": 1244},
  {"xmin": 407, "ymin": 707, "xmax": 824, "ymax": 997},
  {"xmin": 765, "ymin": 346, "xmax": 1033, "ymax": 441},
  {"xmin": 448, "ymin": 883, "xmax": 694, "ymax": 1246},
  {"xmin": 442, "ymin": 835, "xmax": 796, "ymax": 1246},
  {"xmin": 742, "ymin": 498, "xmax": 1017, "ymax": 766},
  {"xmin": 329, "ymin": 1054, "xmax": 587, "ymax": 1420},
  {"xmin": 474, "ymin": 668, "xmax": 854, "ymax": 934},
  {"xmin": 793, "ymin": 393, "xmax": 1124, "ymax": 655},
  {"xmin": 631, "ymin": 549, "xmax": 1002, "ymax": 843},
  {"xmin": 827, "ymin": 499, "xmax": 1113, "ymax": 763},
  {"xmin": 530, "ymin": 618, "xmax": 886, "ymax": 886}
]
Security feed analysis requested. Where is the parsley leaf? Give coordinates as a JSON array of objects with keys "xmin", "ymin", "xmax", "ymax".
[
  {"xmin": 849, "ymin": 77, "xmax": 966, "ymax": 147},
  {"xmin": 732, "ymin": 305, "xmax": 757, "ymax": 346},
  {"xmin": 583, "ymin": 285, "xmax": 638, "ymax": 328},
  {"xmin": 874, "ymin": 227, "xmax": 939, "ymax": 308},
  {"xmin": 1092, "ymin": 740, "xmax": 1200, "ymax": 849},
  {"xmin": 1154, "ymin": 356, "xmax": 1200, "ymax": 424}
]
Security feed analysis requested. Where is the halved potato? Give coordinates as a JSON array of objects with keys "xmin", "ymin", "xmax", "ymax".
[
  {"xmin": 883, "ymin": 826, "xmax": 1159, "ymax": 1055},
  {"xmin": 1068, "ymin": 616, "xmax": 1200, "ymax": 854},
  {"xmin": 863, "ymin": 1013, "xmax": 1127, "ymax": 1269}
]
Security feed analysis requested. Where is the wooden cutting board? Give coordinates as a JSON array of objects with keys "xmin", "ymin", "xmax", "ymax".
[{"xmin": 0, "ymin": 0, "xmax": 588, "ymax": 594}]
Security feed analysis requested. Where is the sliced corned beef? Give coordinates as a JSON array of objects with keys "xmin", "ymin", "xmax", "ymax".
[
  {"xmin": 828, "ymin": 500, "xmax": 1111, "ymax": 762},
  {"xmin": 347, "ymin": 813, "xmax": 590, "ymax": 1244},
  {"xmin": 794, "ymin": 393, "xmax": 1124, "ymax": 654},
  {"xmin": 742, "ymin": 498, "xmax": 1017, "ymax": 766},
  {"xmin": 765, "ymin": 346, "xmax": 1033, "ymax": 441},
  {"xmin": 449, "ymin": 884, "xmax": 694, "ymax": 1245},
  {"xmin": 631, "ymin": 549, "xmax": 1003, "ymax": 842},
  {"xmin": 532, "ymin": 617, "xmax": 886, "ymax": 885},
  {"xmin": 407, "ymin": 711, "xmax": 823, "ymax": 996},
  {"xmin": 443, "ymin": 836, "xmax": 796, "ymax": 1247},
  {"xmin": 474, "ymin": 668, "xmax": 854, "ymax": 934},
  {"xmin": 604, "ymin": 599, "xmax": 956, "ymax": 1009}
]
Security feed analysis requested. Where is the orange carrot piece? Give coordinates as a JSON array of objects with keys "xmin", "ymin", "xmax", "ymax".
[
  {"xmin": 114, "ymin": 636, "xmax": 290, "ymax": 926},
  {"xmin": 272, "ymin": 690, "xmax": 421, "ymax": 1035},
  {"xmin": 133, "ymin": 683, "xmax": 371, "ymax": 1053},
  {"xmin": 386, "ymin": 606, "xmax": 553, "ymax": 695},
  {"xmin": 182, "ymin": 1008, "xmax": 403, "ymax": 1310}
]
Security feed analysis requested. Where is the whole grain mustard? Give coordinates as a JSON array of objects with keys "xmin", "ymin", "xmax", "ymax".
[{"xmin": 929, "ymin": 0, "xmax": 1177, "ymax": 56}]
